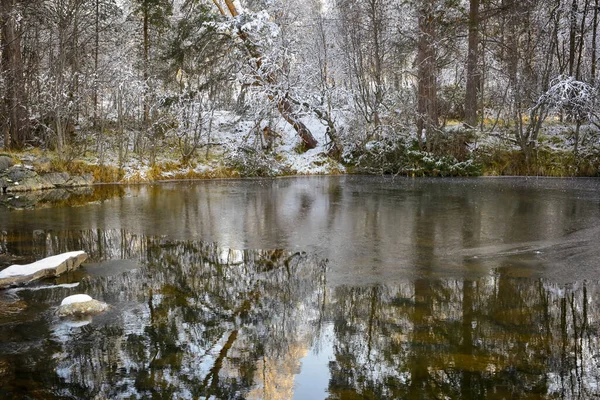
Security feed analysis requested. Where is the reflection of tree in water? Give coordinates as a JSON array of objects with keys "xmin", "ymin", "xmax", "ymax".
[
  {"xmin": 2, "ymin": 229, "xmax": 327, "ymax": 399},
  {"xmin": 3, "ymin": 229, "xmax": 600, "ymax": 399},
  {"xmin": 327, "ymin": 277, "xmax": 600, "ymax": 399}
]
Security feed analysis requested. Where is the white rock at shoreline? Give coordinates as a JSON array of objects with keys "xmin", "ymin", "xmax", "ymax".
[
  {"xmin": 0, "ymin": 251, "xmax": 86, "ymax": 278},
  {"xmin": 0, "ymin": 251, "xmax": 88, "ymax": 289}
]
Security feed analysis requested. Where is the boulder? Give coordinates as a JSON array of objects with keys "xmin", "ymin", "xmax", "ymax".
[
  {"xmin": 57, "ymin": 294, "xmax": 109, "ymax": 317},
  {"xmin": 5, "ymin": 175, "xmax": 54, "ymax": 192},
  {"xmin": 83, "ymin": 173, "xmax": 94, "ymax": 184},
  {"xmin": 6, "ymin": 165, "xmax": 36, "ymax": 182},
  {"xmin": 42, "ymin": 172, "xmax": 71, "ymax": 187},
  {"xmin": 65, "ymin": 174, "xmax": 94, "ymax": 187},
  {"xmin": 3, "ymin": 166, "xmax": 54, "ymax": 192},
  {"xmin": 0, "ymin": 162, "xmax": 94, "ymax": 193},
  {"xmin": 0, "ymin": 251, "xmax": 88, "ymax": 289},
  {"xmin": 0, "ymin": 156, "xmax": 15, "ymax": 172}
]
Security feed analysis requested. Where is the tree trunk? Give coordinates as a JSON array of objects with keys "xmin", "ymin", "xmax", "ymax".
[
  {"xmin": 369, "ymin": 0, "xmax": 383, "ymax": 126},
  {"xmin": 1, "ymin": 0, "xmax": 29, "ymax": 149},
  {"xmin": 464, "ymin": 0, "xmax": 480, "ymax": 128},
  {"xmin": 212, "ymin": 0, "xmax": 318, "ymax": 149},
  {"xmin": 94, "ymin": 0, "xmax": 99, "ymax": 124},
  {"xmin": 576, "ymin": 0, "xmax": 590, "ymax": 80},
  {"xmin": 569, "ymin": 0, "xmax": 578, "ymax": 76},
  {"xmin": 276, "ymin": 97, "xmax": 318, "ymax": 149},
  {"xmin": 416, "ymin": 0, "xmax": 438, "ymax": 151},
  {"xmin": 143, "ymin": 2, "xmax": 149, "ymax": 125},
  {"xmin": 592, "ymin": 0, "xmax": 599, "ymax": 81}
]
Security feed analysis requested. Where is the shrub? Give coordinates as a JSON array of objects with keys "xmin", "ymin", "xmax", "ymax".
[
  {"xmin": 349, "ymin": 136, "xmax": 481, "ymax": 176},
  {"xmin": 223, "ymin": 146, "xmax": 285, "ymax": 177}
]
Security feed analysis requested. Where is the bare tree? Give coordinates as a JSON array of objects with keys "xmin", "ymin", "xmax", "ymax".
[
  {"xmin": 1, "ymin": 0, "xmax": 29, "ymax": 149},
  {"xmin": 416, "ymin": 0, "xmax": 438, "ymax": 151},
  {"xmin": 464, "ymin": 0, "xmax": 480, "ymax": 128}
]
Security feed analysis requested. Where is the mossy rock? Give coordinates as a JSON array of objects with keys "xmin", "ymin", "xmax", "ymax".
[{"xmin": 57, "ymin": 297, "xmax": 109, "ymax": 317}]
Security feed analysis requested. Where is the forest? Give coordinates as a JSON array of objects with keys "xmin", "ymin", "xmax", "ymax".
[{"xmin": 1, "ymin": 0, "xmax": 600, "ymax": 180}]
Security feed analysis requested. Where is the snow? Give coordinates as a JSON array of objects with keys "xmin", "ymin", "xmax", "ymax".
[
  {"xmin": 0, "ymin": 251, "xmax": 86, "ymax": 279},
  {"xmin": 7, "ymin": 282, "xmax": 80, "ymax": 293},
  {"xmin": 60, "ymin": 294, "xmax": 93, "ymax": 306}
]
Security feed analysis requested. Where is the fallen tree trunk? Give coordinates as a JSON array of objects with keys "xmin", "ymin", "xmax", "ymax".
[{"xmin": 276, "ymin": 97, "xmax": 318, "ymax": 149}]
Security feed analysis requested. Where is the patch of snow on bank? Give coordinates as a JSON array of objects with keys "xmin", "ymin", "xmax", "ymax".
[
  {"xmin": 284, "ymin": 148, "xmax": 345, "ymax": 175},
  {"xmin": 0, "ymin": 251, "xmax": 86, "ymax": 278}
]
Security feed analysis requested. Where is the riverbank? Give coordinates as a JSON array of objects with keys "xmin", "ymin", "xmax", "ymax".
[{"xmin": 1, "ymin": 120, "xmax": 599, "ymax": 192}]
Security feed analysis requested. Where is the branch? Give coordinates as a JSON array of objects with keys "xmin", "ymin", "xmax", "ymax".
[{"xmin": 211, "ymin": 0, "xmax": 226, "ymax": 16}]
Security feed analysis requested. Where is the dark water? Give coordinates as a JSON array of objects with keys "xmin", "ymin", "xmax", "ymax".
[{"xmin": 0, "ymin": 176, "xmax": 600, "ymax": 399}]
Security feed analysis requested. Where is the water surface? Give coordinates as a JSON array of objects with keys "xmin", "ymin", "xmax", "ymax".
[{"xmin": 0, "ymin": 177, "xmax": 599, "ymax": 399}]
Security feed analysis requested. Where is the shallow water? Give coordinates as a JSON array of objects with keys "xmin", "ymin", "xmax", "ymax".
[{"xmin": 0, "ymin": 176, "xmax": 599, "ymax": 399}]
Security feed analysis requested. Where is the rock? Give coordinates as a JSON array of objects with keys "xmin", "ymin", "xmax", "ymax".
[
  {"xmin": 41, "ymin": 172, "xmax": 71, "ymax": 187},
  {"xmin": 0, "ymin": 161, "xmax": 94, "ymax": 193},
  {"xmin": 0, "ymin": 177, "xmax": 8, "ymax": 193},
  {"xmin": 83, "ymin": 173, "xmax": 95, "ymax": 184},
  {"xmin": 57, "ymin": 294, "xmax": 109, "ymax": 317},
  {"xmin": 5, "ymin": 174, "xmax": 54, "ymax": 192},
  {"xmin": 0, "ymin": 251, "xmax": 88, "ymax": 289},
  {"xmin": 0, "ymin": 156, "xmax": 15, "ymax": 172},
  {"xmin": 6, "ymin": 165, "xmax": 36, "ymax": 182},
  {"xmin": 3, "ymin": 165, "xmax": 53, "ymax": 192},
  {"xmin": 65, "ymin": 175, "xmax": 92, "ymax": 187}
]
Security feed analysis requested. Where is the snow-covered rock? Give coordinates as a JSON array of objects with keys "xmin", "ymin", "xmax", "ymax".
[
  {"xmin": 60, "ymin": 294, "xmax": 93, "ymax": 305},
  {"xmin": 57, "ymin": 294, "xmax": 109, "ymax": 317},
  {"xmin": 0, "ymin": 251, "xmax": 88, "ymax": 289}
]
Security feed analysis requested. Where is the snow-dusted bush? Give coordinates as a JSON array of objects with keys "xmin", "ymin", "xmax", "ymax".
[
  {"xmin": 223, "ymin": 146, "xmax": 285, "ymax": 177},
  {"xmin": 538, "ymin": 76, "xmax": 597, "ymax": 122},
  {"xmin": 350, "ymin": 135, "xmax": 481, "ymax": 176}
]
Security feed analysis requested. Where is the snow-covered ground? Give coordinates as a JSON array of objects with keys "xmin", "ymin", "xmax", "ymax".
[{"xmin": 93, "ymin": 110, "xmax": 347, "ymax": 182}]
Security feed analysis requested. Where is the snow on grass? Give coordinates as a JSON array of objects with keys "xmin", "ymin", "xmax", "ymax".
[
  {"xmin": 26, "ymin": 110, "xmax": 347, "ymax": 182},
  {"xmin": 266, "ymin": 115, "xmax": 346, "ymax": 174},
  {"xmin": 284, "ymin": 148, "xmax": 345, "ymax": 175},
  {"xmin": 0, "ymin": 251, "xmax": 86, "ymax": 278},
  {"xmin": 60, "ymin": 294, "xmax": 93, "ymax": 306}
]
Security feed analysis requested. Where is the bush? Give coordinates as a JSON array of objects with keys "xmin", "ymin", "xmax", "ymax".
[
  {"xmin": 223, "ymin": 146, "xmax": 286, "ymax": 177},
  {"xmin": 348, "ymin": 136, "xmax": 481, "ymax": 176}
]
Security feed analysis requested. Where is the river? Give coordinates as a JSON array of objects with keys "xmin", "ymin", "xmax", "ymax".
[{"xmin": 1, "ymin": 176, "xmax": 599, "ymax": 399}]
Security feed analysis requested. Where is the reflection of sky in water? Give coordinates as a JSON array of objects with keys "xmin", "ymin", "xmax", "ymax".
[{"xmin": 293, "ymin": 323, "xmax": 335, "ymax": 400}]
